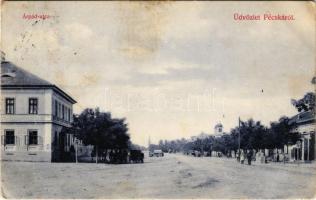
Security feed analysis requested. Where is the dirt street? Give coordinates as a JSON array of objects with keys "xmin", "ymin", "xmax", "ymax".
[{"xmin": 1, "ymin": 153, "xmax": 316, "ymax": 198}]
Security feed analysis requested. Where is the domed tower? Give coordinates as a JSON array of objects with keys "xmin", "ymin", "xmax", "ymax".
[{"xmin": 214, "ymin": 123, "xmax": 223, "ymax": 136}]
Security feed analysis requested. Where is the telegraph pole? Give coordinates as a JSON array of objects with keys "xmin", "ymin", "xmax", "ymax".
[
  {"xmin": 238, "ymin": 117, "xmax": 241, "ymax": 151},
  {"xmin": 148, "ymin": 136, "xmax": 151, "ymax": 149},
  {"xmin": 237, "ymin": 116, "xmax": 241, "ymax": 162}
]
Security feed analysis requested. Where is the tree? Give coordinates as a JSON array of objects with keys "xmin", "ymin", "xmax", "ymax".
[
  {"xmin": 148, "ymin": 116, "xmax": 300, "ymax": 158},
  {"xmin": 212, "ymin": 136, "xmax": 224, "ymax": 153},
  {"xmin": 201, "ymin": 136, "xmax": 213, "ymax": 153},
  {"xmin": 278, "ymin": 117, "xmax": 301, "ymax": 149},
  {"xmin": 229, "ymin": 128, "xmax": 240, "ymax": 152},
  {"xmin": 128, "ymin": 142, "xmax": 146, "ymax": 151},
  {"xmin": 268, "ymin": 116, "xmax": 301, "ymax": 152},
  {"xmin": 183, "ymin": 141, "xmax": 194, "ymax": 153},
  {"xmin": 238, "ymin": 119, "xmax": 268, "ymax": 150},
  {"xmin": 158, "ymin": 140, "xmax": 167, "ymax": 152},
  {"xmin": 71, "ymin": 108, "xmax": 130, "ymax": 163},
  {"xmin": 291, "ymin": 92, "xmax": 315, "ymax": 113}
]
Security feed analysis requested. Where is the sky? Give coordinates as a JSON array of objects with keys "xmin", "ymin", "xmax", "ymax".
[{"xmin": 2, "ymin": 1, "xmax": 315, "ymax": 146}]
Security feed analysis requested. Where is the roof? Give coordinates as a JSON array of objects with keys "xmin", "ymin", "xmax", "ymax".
[
  {"xmin": 1, "ymin": 61, "xmax": 76, "ymax": 104},
  {"xmin": 289, "ymin": 111, "xmax": 315, "ymax": 125}
]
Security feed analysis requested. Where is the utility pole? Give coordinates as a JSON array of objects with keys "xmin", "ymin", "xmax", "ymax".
[
  {"xmin": 238, "ymin": 117, "xmax": 241, "ymax": 151},
  {"xmin": 148, "ymin": 136, "xmax": 151, "ymax": 149},
  {"xmin": 236, "ymin": 116, "xmax": 241, "ymax": 162}
]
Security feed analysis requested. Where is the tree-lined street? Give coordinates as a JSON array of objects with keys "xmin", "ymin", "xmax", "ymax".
[
  {"xmin": 2, "ymin": 153, "xmax": 316, "ymax": 199},
  {"xmin": 1, "ymin": 2, "xmax": 315, "ymax": 199}
]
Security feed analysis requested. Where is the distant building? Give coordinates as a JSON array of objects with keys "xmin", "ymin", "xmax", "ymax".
[
  {"xmin": 285, "ymin": 111, "xmax": 315, "ymax": 161},
  {"xmin": 1, "ymin": 59, "xmax": 80, "ymax": 162},
  {"xmin": 214, "ymin": 123, "xmax": 224, "ymax": 138}
]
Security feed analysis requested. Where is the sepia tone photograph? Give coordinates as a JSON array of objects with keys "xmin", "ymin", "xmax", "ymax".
[{"xmin": 1, "ymin": 1, "xmax": 315, "ymax": 199}]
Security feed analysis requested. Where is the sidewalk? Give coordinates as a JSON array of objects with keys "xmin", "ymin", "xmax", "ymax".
[
  {"xmin": 258, "ymin": 160, "xmax": 316, "ymax": 169},
  {"xmin": 204, "ymin": 156, "xmax": 316, "ymax": 170}
]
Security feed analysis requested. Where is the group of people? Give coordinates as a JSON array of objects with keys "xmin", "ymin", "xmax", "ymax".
[
  {"xmin": 236, "ymin": 149, "xmax": 287, "ymax": 165},
  {"xmin": 236, "ymin": 149, "xmax": 253, "ymax": 165}
]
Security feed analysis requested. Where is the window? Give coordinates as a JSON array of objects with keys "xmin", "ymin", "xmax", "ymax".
[
  {"xmin": 28, "ymin": 130, "xmax": 38, "ymax": 145},
  {"xmin": 58, "ymin": 103, "xmax": 61, "ymax": 118},
  {"xmin": 68, "ymin": 108, "xmax": 71, "ymax": 121},
  {"xmin": 65, "ymin": 107, "xmax": 68, "ymax": 121},
  {"xmin": 62, "ymin": 105, "xmax": 65, "ymax": 120},
  {"xmin": 5, "ymin": 98, "xmax": 15, "ymax": 114},
  {"xmin": 29, "ymin": 98, "xmax": 38, "ymax": 114},
  {"xmin": 5, "ymin": 130, "xmax": 15, "ymax": 145},
  {"xmin": 54, "ymin": 100, "xmax": 58, "ymax": 116}
]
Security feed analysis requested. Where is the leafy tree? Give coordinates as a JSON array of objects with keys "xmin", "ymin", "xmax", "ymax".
[
  {"xmin": 128, "ymin": 142, "xmax": 146, "ymax": 151},
  {"xmin": 183, "ymin": 141, "xmax": 194, "ymax": 153},
  {"xmin": 229, "ymin": 128, "xmax": 240, "ymax": 151},
  {"xmin": 149, "ymin": 116, "xmax": 300, "ymax": 157},
  {"xmin": 238, "ymin": 119, "xmax": 267, "ymax": 150},
  {"xmin": 268, "ymin": 116, "xmax": 300, "ymax": 151},
  {"xmin": 71, "ymin": 108, "xmax": 130, "ymax": 163},
  {"xmin": 291, "ymin": 92, "xmax": 315, "ymax": 113},
  {"xmin": 212, "ymin": 137, "xmax": 224, "ymax": 153},
  {"xmin": 201, "ymin": 136, "xmax": 213, "ymax": 153}
]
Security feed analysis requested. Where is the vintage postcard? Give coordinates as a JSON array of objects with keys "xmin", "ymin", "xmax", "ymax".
[{"xmin": 1, "ymin": 1, "xmax": 315, "ymax": 199}]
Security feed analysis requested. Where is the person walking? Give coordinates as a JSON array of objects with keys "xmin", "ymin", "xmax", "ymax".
[
  {"xmin": 240, "ymin": 150, "xmax": 245, "ymax": 164},
  {"xmin": 247, "ymin": 150, "xmax": 252, "ymax": 165}
]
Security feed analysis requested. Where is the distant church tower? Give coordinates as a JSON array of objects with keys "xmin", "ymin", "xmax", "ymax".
[{"xmin": 214, "ymin": 123, "xmax": 223, "ymax": 136}]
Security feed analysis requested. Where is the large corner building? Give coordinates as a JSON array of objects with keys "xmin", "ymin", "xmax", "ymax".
[{"xmin": 1, "ymin": 60, "xmax": 78, "ymax": 162}]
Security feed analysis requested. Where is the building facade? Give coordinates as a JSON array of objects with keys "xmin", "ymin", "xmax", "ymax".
[
  {"xmin": 285, "ymin": 111, "xmax": 316, "ymax": 162},
  {"xmin": 1, "ymin": 60, "xmax": 78, "ymax": 162}
]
